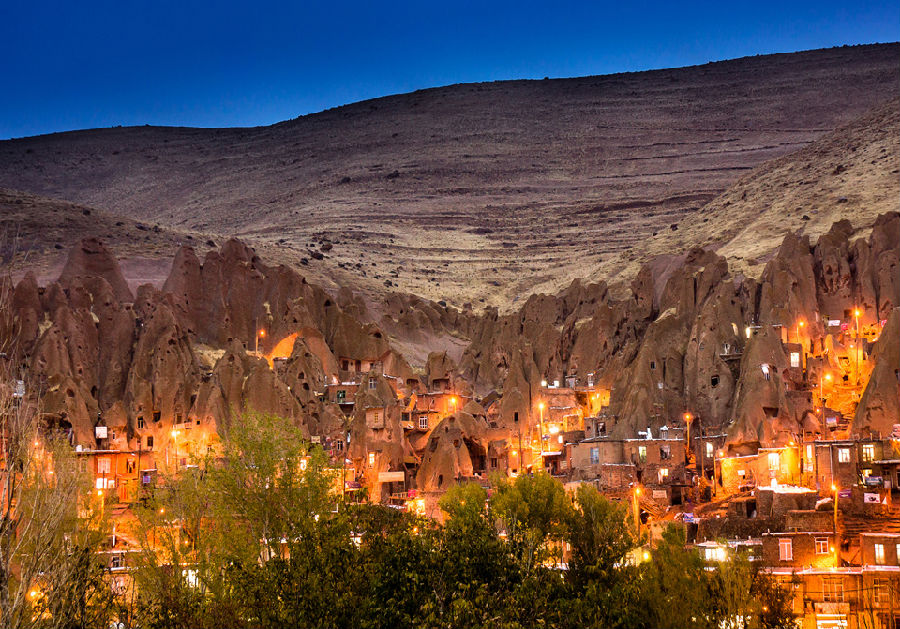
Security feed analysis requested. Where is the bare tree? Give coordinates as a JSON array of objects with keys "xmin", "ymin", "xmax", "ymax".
[{"xmin": 0, "ymin": 230, "xmax": 115, "ymax": 628}]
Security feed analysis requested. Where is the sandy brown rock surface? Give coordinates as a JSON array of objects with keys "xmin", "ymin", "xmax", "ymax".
[{"xmin": 0, "ymin": 44, "xmax": 897, "ymax": 309}]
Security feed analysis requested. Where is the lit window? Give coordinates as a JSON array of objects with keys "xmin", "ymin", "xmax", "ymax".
[
  {"xmin": 875, "ymin": 543, "xmax": 886, "ymax": 565},
  {"xmin": 862, "ymin": 444, "xmax": 875, "ymax": 462},
  {"xmin": 590, "ymin": 447, "xmax": 599, "ymax": 465},
  {"xmin": 97, "ymin": 457, "xmax": 111, "ymax": 475},
  {"xmin": 778, "ymin": 538, "xmax": 792, "ymax": 561},
  {"xmin": 790, "ymin": 352, "xmax": 800, "ymax": 368},
  {"xmin": 823, "ymin": 578, "xmax": 844, "ymax": 603},
  {"xmin": 805, "ymin": 445, "xmax": 814, "ymax": 472},
  {"xmin": 418, "ymin": 415, "xmax": 428, "ymax": 430},
  {"xmin": 768, "ymin": 452, "xmax": 780, "ymax": 471},
  {"xmin": 706, "ymin": 442, "xmax": 714, "ymax": 458},
  {"xmin": 815, "ymin": 538, "xmax": 829, "ymax": 554},
  {"xmin": 638, "ymin": 446, "xmax": 647, "ymax": 463},
  {"xmin": 838, "ymin": 448, "xmax": 850, "ymax": 463},
  {"xmin": 367, "ymin": 452, "xmax": 375, "ymax": 466},
  {"xmin": 658, "ymin": 468, "xmax": 669, "ymax": 483}
]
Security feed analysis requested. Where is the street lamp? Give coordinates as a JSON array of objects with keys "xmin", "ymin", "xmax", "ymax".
[
  {"xmin": 683, "ymin": 412, "xmax": 693, "ymax": 462},
  {"xmin": 820, "ymin": 372, "xmax": 832, "ymax": 425},
  {"xmin": 796, "ymin": 320, "xmax": 805, "ymax": 344},
  {"xmin": 255, "ymin": 328, "xmax": 266, "ymax": 354}
]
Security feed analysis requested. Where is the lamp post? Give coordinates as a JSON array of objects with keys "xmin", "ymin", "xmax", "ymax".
[
  {"xmin": 819, "ymin": 372, "xmax": 832, "ymax": 425},
  {"xmin": 683, "ymin": 412, "xmax": 693, "ymax": 462},
  {"xmin": 712, "ymin": 449, "xmax": 720, "ymax": 498},
  {"xmin": 832, "ymin": 483, "xmax": 839, "ymax": 567},
  {"xmin": 537, "ymin": 402, "xmax": 546, "ymax": 467},
  {"xmin": 632, "ymin": 485, "xmax": 641, "ymax": 532},
  {"xmin": 796, "ymin": 319, "xmax": 805, "ymax": 344},
  {"xmin": 853, "ymin": 308, "xmax": 861, "ymax": 386},
  {"xmin": 255, "ymin": 327, "xmax": 266, "ymax": 355}
]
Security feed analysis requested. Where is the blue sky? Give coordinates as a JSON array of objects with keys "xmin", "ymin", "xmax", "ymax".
[{"xmin": 1, "ymin": 0, "xmax": 897, "ymax": 139}]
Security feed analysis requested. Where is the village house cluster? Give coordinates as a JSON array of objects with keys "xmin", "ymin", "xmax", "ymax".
[{"xmin": 59, "ymin": 303, "xmax": 897, "ymax": 628}]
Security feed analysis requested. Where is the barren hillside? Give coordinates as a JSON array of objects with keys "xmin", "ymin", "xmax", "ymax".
[{"xmin": 0, "ymin": 44, "xmax": 897, "ymax": 308}]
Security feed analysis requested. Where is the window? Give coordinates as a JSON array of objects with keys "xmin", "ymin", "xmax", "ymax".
[
  {"xmin": 126, "ymin": 459, "xmax": 135, "ymax": 474},
  {"xmin": 815, "ymin": 538, "xmax": 829, "ymax": 555},
  {"xmin": 768, "ymin": 452, "xmax": 780, "ymax": 471},
  {"xmin": 658, "ymin": 468, "xmax": 669, "ymax": 483},
  {"xmin": 638, "ymin": 446, "xmax": 647, "ymax": 463},
  {"xmin": 805, "ymin": 445, "xmax": 814, "ymax": 472},
  {"xmin": 706, "ymin": 442, "xmax": 714, "ymax": 459},
  {"xmin": 660, "ymin": 445, "xmax": 671, "ymax": 460},
  {"xmin": 778, "ymin": 538, "xmax": 793, "ymax": 561},
  {"xmin": 590, "ymin": 447, "xmax": 599, "ymax": 465},
  {"xmin": 146, "ymin": 436, "xmax": 154, "ymax": 449},
  {"xmin": 368, "ymin": 379, "xmax": 377, "ymax": 390},
  {"xmin": 97, "ymin": 457, "xmax": 111, "ymax": 475},
  {"xmin": 111, "ymin": 554, "xmax": 123, "ymax": 569},
  {"xmin": 875, "ymin": 543, "xmax": 886, "ymax": 565},
  {"xmin": 823, "ymin": 577, "xmax": 844, "ymax": 603},
  {"xmin": 649, "ymin": 361, "xmax": 656, "ymax": 370},
  {"xmin": 137, "ymin": 416, "xmax": 145, "ymax": 429},
  {"xmin": 418, "ymin": 415, "xmax": 429, "ymax": 430},
  {"xmin": 875, "ymin": 578, "xmax": 890, "ymax": 606},
  {"xmin": 367, "ymin": 452, "xmax": 375, "ymax": 466},
  {"xmin": 336, "ymin": 390, "xmax": 346, "ymax": 403},
  {"xmin": 152, "ymin": 411, "xmax": 161, "ymax": 423},
  {"xmin": 862, "ymin": 444, "xmax": 875, "ymax": 462},
  {"xmin": 710, "ymin": 374, "xmax": 720, "ymax": 387},
  {"xmin": 838, "ymin": 448, "xmax": 850, "ymax": 463},
  {"xmin": 490, "ymin": 458, "xmax": 498, "ymax": 468},
  {"xmin": 790, "ymin": 352, "xmax": 800, "ymax": 368}
]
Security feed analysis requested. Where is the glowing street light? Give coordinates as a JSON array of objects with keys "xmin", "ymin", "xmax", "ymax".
[
  {"xmin": 683, "ymin": 412, "xmax": 693, "ymax": 460},
  {"xmin": 796, "ymin": 319, "xmax": 805, "ymax": 344},
  {"xmin": 820, "ymin": 372, "xmax": 832, "ymax": 424},
  {"xmin": 255, "ymin": 327, "xmax": 266, "ymax": 354}
]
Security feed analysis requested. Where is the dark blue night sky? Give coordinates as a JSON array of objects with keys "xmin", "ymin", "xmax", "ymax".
[{"xmin": 2, "ymin": 0, "xmax": 898, "ymax": 139}]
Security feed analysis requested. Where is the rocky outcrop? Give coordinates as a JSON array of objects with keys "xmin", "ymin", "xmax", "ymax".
[
  {"xmin": 58, "ymin": 237, "xmax": 133, "ymax": 303},
  {"xmin": 853, "ymin": 308, "xmax": 900, "ymax": 436}
]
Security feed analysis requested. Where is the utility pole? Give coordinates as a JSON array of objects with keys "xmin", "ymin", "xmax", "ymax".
[
  {"xmin": 537, "ymin": 402, "xmax": 545, "ymax": 471},
  {"xmin": 514, "ymin": 412, "xmax": 522, "ymax": 474},
  {"xmin": 854, "ymin": 308, "xmax": 861, "ymax": 386},
  {"xmin": 632, "ymin": 485, "xmax": 641, "ymax": 532},
  {"xmin": 832, "ymin": 483, "xmax": 839, "ymax": 567}
]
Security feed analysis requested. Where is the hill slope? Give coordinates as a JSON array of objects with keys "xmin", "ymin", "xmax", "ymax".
[{"xmin": 0, "ymin": 44, "xmax": 897, "ymax": 308}]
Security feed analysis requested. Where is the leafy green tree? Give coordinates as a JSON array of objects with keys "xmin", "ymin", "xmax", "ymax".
[
  {"xmin": 567, "ymin": 484, "xmax": 639, "ymax": 583},
  {"xmin": 490, "ymin": 472, "xmax": 571, "ymax": 570}
]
